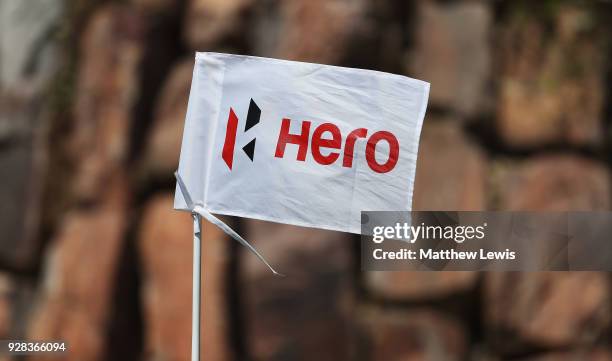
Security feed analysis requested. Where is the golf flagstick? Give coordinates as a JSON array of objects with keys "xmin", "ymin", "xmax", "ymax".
[
  {"xmin": 174, "ymin": 172, "xmax": 282, "ymax": 361},
  {"xmin": 191, "ymin": 213, "xmax": 202, "ymax": 361}
]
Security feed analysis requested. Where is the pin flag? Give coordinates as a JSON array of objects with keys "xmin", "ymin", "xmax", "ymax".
[{"xmin": 174, "ymin": 52, "xmax": 429, "ymax": 361}]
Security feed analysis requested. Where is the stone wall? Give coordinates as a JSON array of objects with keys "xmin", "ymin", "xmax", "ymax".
[{"xmin": 0, "ymin": 0, "xmax": 611, "ymax": 360}]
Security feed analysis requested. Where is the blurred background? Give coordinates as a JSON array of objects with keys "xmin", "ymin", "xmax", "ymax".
[{"xmin": 1, "ymin": 0, "xmax": 611, "ymax": 360}]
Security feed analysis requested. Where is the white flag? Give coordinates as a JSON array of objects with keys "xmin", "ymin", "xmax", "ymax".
[{"xmin": 175, "ymin": 52, "xmax": 429, "ymax": 235}]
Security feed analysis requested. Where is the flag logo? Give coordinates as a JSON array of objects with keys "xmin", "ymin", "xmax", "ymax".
[
  {"xmin": 222, "ymin": 98, "xmax": 401, "ymax": 174},
  {"xmin": 222, "ymin": 98, "xmax": 261, "ymax": 170}
]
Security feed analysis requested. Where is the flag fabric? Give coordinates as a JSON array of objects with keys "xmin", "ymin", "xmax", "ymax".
[{"xmin": 175, "ymin": 52, "xmax": 429, "ymax": 234}]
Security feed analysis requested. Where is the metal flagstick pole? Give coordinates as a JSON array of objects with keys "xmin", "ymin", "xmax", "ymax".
[
  {"xmin": 175, "ymin": 170, "xmax": 279, "ymax": 361},
  {"xmin": 191, "ymin": 213, "xmax": 202, "ymax": 361}
]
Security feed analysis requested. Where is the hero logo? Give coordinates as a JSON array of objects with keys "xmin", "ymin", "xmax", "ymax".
[
  {"xmin": 222, "ymin": 99, "xmax": 400, "ymax": 173},
  {"xmin": 221, "ymin": 99, "xmax": 261, "ymax": 170}
]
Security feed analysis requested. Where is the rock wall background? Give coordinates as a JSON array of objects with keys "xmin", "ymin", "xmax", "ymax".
[{"xmin": 1, "ymin": 0, "xmax": 611, "ymax": 360}]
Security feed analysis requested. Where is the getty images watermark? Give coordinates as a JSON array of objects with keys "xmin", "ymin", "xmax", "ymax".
[
  {"xmin": 361, "ymin": 211, "xmax": 612, "ymax": 271},
  {"xmin": 370, "ymin": 220, "xmax": 517, "ymax": 262}
]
